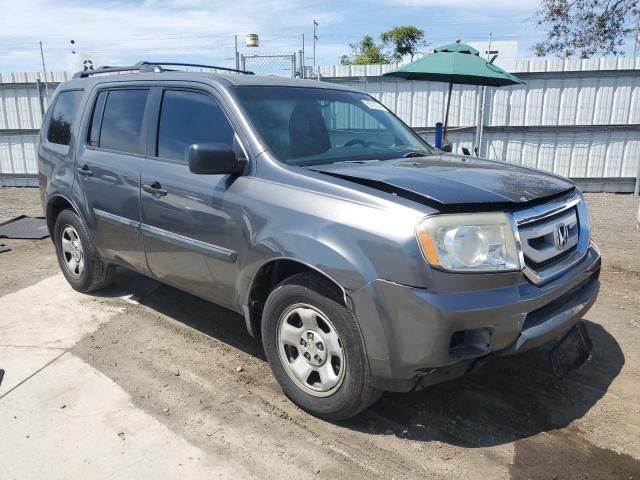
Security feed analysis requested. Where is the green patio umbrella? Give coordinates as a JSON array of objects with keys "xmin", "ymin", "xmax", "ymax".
[{"xmin": 384, "ymin": 41, "xmax": 524, "ymax": 139}]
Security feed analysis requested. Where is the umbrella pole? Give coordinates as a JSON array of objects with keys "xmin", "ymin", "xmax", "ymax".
[{"xmin": 443, "ymin": 80, "xmax": 453, "ymax": 139}]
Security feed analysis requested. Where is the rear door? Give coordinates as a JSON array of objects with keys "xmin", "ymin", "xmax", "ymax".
[
  {"xmin": 140, "ymin": 86, "xmax": 249, "ymax": 307},
  {"xmin": 75, "ymin": 86, "xmax": 151, "ymax": 273}
]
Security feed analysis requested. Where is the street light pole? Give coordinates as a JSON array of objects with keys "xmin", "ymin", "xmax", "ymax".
[{"xmin": 39, "ymin": 41, "xmax": 49, "ymax": 98}]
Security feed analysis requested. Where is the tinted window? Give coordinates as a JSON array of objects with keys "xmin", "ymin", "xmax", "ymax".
[
  {"xmin": 157, "ymin": 90, "xmax": 234, "ymax": 163},
  {"xmin": 47, "ymin": 90, "xmax": 83, "ymax": 146},
  {"xmin": 99, "ymin": 89, "xmax": 149, "ymax": 154}
]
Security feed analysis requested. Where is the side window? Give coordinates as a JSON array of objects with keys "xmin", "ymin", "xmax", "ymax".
[
  {"xmin": 47, "ymin": 90, "xmax": 83, "ymax": 146},
  {"xmin": 157, "ymin": 90, "xmax": 235, "ymax": 163},
  {"xmin": 99, "ymin": 89, "xmax": 149, "ymax": 155}
]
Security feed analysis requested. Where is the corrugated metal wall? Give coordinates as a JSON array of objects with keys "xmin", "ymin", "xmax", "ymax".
[
  {"xmin": 313, "ymin": 57, "xmax": 640, "ymax": 191},
  {"xmin": 444, "ymin": 129, "xmax": 639, "ymax": 178},
  {"xmin": 1, "ymin": 61, "xmax": 639, "ymax": 191},
  {"xmin": 338, "ymin": 73, "xmax": 640, "ymax": 130},
  {"xmin": 0, "ymin": 71, "xmax": 65, "ymax": 184},
  {"xmin": 0, "ymin": 134, "xmax": 39, "ymax": 175}
]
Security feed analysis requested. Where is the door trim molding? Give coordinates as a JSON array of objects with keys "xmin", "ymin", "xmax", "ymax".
[
  {"xmin": 94, "ymin": 208, "xmax": 140, "ymax": 228},
  {"xmin": 94, "ymin": 209, "xmax": 238, "ymax": 263}
]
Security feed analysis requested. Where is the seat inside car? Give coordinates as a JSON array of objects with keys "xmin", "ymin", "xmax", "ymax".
[{"xmin": 289, "ymin": 101, "xmax": 331, "ymax": 159}]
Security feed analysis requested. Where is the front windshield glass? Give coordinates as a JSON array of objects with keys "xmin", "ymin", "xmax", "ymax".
[{"xmin": 233, "ymin": 86, "xmax": 435, "ymax": 166}]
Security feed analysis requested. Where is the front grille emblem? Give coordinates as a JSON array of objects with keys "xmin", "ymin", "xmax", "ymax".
[{"xmin": 554, "ymin": 223, "xmax": 570, "ymax": 250}]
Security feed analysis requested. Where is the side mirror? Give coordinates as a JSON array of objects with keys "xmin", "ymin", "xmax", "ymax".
[
  {"xmin": 187, "ymin": 143, "xmax": 245, "ymax": 175},
  {"xmin": 440, "ymin": 139, "xmax": 453, "ymax": 153}
]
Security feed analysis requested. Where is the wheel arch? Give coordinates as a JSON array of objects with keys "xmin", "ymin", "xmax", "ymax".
[
  {"xmin": 242, "ymin": 257, "xmax": 349, "ymax": 339},
  {"xmin": 46, "ymin": 194, "xmax": 81, "ymax": 239}
]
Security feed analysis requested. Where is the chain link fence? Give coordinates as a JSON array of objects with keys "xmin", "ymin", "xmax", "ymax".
[{"xmin": 240, "ymin": 53, "xmax": 299, "ymax": 78}]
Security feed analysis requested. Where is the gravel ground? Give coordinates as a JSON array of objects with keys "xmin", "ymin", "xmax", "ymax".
[
  {"xmin": 1, "ymin": 187, "xmax": 639, "ymax": 479},
  {"xmin": 0, "ymin": 187, "xmax": 43, "ymax": 224}
]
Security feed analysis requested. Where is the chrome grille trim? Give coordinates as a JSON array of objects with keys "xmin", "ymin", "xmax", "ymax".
[
  {"xmin": 512, "ymin": 195, "xmax": 580, "ymax": 226},
  {"xmin": 510, "ymin": 191, "xmax": 590, "ymax": 285},
  {"xmin": 519, "ymin": 209, "xmax": 579, "ymax": 264}
]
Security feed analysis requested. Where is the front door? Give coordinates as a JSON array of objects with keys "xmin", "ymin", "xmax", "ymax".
[
  {"xmin": 75, "ymin": 87, "xmax": 151, "ymax": 273},
  {"xmin": 140, "ymin": 88, "xmax": 248, "ymax": 307}
]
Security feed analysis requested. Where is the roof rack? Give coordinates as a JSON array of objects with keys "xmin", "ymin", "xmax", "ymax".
[{"xmin": 73, "ymin": 61, "xmax": 254, "ymax": 78}]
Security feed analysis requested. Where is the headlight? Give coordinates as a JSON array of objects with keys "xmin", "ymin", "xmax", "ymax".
[{"xmin": 416, "ymin": 212, "xmax": 521, "ymax": 272}]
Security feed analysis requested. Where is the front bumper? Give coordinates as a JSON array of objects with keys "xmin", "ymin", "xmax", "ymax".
[{"xmin": 350, "ymin": 244, "xmax": 601, "ymax": 392}]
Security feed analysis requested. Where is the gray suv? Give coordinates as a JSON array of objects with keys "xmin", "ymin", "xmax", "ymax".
[{"xmin": 38, "ymin": 62, "xmax": 601, "ymax": 420}]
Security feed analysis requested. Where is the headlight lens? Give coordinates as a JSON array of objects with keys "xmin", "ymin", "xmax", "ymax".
[{"xmin": 417, "ymin": 212, "xmax": 521, "ymax": 272}]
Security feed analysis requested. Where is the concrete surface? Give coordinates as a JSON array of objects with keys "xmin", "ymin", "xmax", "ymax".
[{"xmin": 0, "ymin": 275, "xmax": 253, "ymax": 479}]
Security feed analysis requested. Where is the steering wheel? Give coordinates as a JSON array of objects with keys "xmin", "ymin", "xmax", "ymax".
[{"xmin": 344, "ymin": 139, "xmax": 367, "ymax": 147}]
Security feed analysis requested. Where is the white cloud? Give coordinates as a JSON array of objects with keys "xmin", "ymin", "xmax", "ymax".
[
  {"xmin": 381, "ymin": 0, "xmax": 539, "ymax": 9},
  {"xmin": 0, "ymin": 0, "xmax": 341, "ymax": 70},
  {"xmin": 0, "ymin": 0, "xmax": 545, "ymax": 71}
]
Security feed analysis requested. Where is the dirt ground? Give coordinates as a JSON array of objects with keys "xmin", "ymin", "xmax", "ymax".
[{"xmin": 1, "ymin": 187, "xmax": 639, "ymax": 479}]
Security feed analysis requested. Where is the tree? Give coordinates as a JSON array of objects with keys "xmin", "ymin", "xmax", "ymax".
[
  {"xmin": 534, "ymin": 0, "xmax": 639, "ymax": 58},
  {"xmin": 380, "ymin": 25, "xmax": 426, "ymax": 61},
  {"xmin": 341, "ymin": 35, "xmax": 390, "ymax": 65}
]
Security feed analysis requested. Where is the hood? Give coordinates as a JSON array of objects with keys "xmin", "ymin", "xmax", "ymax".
[{"xmin": 307, "ymin": 154, "xmax": 574, "ymax": 210}]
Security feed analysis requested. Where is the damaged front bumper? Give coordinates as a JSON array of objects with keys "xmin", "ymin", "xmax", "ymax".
[{"xmin": 350, "ymin": 244, "xmax": 601, "ymax": 393}]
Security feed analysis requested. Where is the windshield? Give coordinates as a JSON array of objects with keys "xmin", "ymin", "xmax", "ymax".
[{"xmin": 233, "ymin": 86, "xmax": 435, "ymax": 166}]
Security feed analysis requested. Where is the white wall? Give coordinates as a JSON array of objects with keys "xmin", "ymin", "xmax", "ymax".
[{"xmin": 1, "ymin": 59, "xmax": 640, "ymax": 192}]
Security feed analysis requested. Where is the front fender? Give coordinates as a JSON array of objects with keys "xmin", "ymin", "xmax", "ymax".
[{"xmin": 237, "ymin": 231, "xmax": 371, "ymax": 307}]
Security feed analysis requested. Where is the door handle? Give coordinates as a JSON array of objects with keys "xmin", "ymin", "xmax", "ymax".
[
  {"xmin": 142, "ymin": 181, "xmax": 168, "ymax": 197},
  {"xmin": 77, "ymin": 165, "xmax": 93, "ymax": 176}
]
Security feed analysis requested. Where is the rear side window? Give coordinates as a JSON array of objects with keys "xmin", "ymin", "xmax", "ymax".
[
  {"xmin": 98, "ymin": 89, "xmax": 149, "ymax": 155},
  {"xmin": 157, "ymin": 90, "xmax": 234, "ymax": 163},
  {"xmin": 47, "ymin": 90, "xmax": 83, "ymax": 146}
]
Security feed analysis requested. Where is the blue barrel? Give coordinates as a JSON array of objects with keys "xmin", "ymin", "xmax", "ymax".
[{"xmin": 434, "ymin": 122, "xmax": 443, "ymax": 149}]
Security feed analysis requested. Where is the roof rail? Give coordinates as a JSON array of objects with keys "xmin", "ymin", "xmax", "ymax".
[
  {"xmin": 139, "ymin": 61, "xmax": 254, "ymax": 75},
  {"xmin": 73, "ymin": 61, "xmax": 254, "ymax": 79}
]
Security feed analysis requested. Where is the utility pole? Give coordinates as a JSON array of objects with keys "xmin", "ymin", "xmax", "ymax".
[
  {"xmin": 39, "ymin": 41, "xmax": 49, "ymax": 98},
  {"xmin": 313, "ymin": 20, "xmax": 319, "ymax": 68}
]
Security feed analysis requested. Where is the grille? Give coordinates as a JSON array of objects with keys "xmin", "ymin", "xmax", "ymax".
[{"xmin": 518, "ymin": 207, "xmax": 579, "ymax": 270}]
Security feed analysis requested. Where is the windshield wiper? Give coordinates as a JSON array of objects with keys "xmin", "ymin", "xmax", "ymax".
[
  {"xmin": 401, "ymin": 150, "xmax": 431, "ymax": 158},
  {"xmin": 335, "ymin": 159, "xmax": 381, "ymax": 164}
]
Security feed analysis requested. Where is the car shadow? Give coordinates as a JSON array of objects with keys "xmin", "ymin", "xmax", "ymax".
[
  {"xmin": 351, "ymin": 319, "xmax": 624, "ymax": 448},
  {"xmin": 101, "ymin": 267, "xmax": 625, "ymax": 451},
  {"xmin": 102, "ymin": 267, "xmax": 266, "ymax": 361}
]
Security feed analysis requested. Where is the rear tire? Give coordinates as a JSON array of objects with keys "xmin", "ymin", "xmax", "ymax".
[
  {"xmin": 54, "ymin": 209, "xmax": 115, "ymax": 292},
  {"xmin": 262, "ymin": 272, "xmax": 382, "ymax": 420}
]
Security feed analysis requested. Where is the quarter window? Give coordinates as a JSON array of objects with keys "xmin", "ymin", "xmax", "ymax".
[
  {"xmin": 98, "ymin": 89, "xmax": 149, "ymax": 155},
  {"xmin": 87, "ymin": 90, "xmax": 107, "ymax": 147},
  {"xmin": 157, "ymin": 90, "xmax": 235, "ymax": 163},
  {"xmin": 47, "ymin": 90, "xmax": 83, "ymax": 146}
]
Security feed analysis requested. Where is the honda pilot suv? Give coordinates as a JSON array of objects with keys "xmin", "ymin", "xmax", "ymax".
[{"xmin": 38, "ymin": 62, "xmax": 601, "ymax": 420}]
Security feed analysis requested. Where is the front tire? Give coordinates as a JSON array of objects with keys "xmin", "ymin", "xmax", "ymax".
[
  {"xmin": 54, "ymin": 209, "xmax": 115, "ymax": 292},
  {"xmin": 262, "ymin": 273, "xmax": 382, "ymax": 420}
]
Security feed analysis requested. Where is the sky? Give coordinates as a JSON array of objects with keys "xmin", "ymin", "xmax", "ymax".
[{"xmin": 0, "ymin": 0, "xmax": 625, "ymax": 73}]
